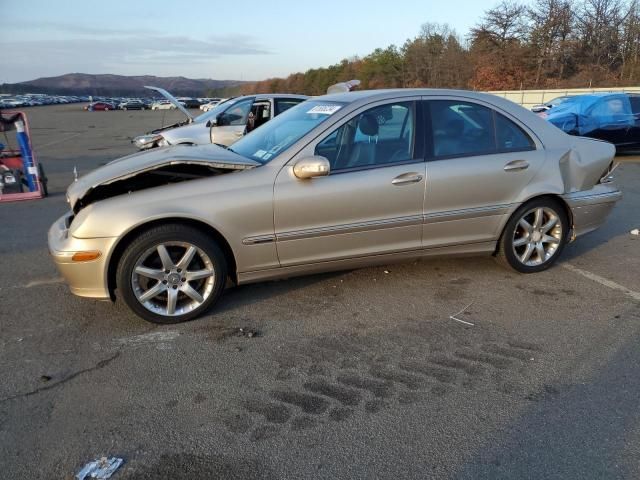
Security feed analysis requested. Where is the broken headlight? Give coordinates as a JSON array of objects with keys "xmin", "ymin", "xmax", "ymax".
[{"xmin": 133, "ymin": 134, "xmax": 163, "ymax": 149}]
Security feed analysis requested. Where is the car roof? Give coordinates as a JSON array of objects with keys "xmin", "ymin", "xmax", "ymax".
[
  {"xmin": 318, "ymin": 88, "xmax": 516, "ymax": 104},
  {"xmin": 254, "ymin": 93, "xmax": 309, "ymax": 100}
]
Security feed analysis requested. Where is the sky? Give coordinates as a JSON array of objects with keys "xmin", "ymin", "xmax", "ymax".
[{"xmin": 1, "ymin": 0, "xmax": 497, "ymax": 83}]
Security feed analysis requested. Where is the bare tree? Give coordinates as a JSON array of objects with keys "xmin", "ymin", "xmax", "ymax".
[
  {"xmin": 528, "ymin": 0, "xmax": 575, "ymax": 85},
  {"xmin": 471, "ymin": 1, "xmax": 529, "ymax": 50},
  {"xmin": 619, "ymin": 0, "xmax": 640, "ymax": 79},
  {"xmin": 402, "ymin": 23, "xmax": 469, "ymax": 88},
  {"xmin": 575, "ymin": 0, "xmax": 627, "ymax": 69}
]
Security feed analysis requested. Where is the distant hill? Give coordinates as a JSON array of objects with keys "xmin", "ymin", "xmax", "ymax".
[{"xmin": 0, "ymin": 73, "xmax": 248, "ymax": 97}]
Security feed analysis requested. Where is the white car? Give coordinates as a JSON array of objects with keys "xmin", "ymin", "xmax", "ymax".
[
  {"xmin": 151, "ymin": 100, "xmax": 176, "ymax": 110},
  {"xmin": 133, "ymin": 87, "xmax": 307, "ymax": 149},
  {"xmin": 200, "ymin": 99, "xmax": 224, "ymax": 111}
]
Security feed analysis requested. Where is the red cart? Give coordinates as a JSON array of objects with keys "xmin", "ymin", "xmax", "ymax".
[{"xmin": 0, "ymin": 110, "xmax": 48, "ymax": 202}]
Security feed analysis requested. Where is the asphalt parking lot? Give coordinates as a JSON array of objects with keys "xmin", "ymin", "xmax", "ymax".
[{"xmin": 1, "ymin": 104, "xmax": 639, "ymax": 479}]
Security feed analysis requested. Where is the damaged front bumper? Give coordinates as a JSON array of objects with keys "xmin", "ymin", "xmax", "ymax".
[
  {"xmin": 562, "ymin": 183, "xmax": 622, "ymax": 239},
  {"xmin": 48, "ymin": 212, "xmax": 117, "ymax": 299}
]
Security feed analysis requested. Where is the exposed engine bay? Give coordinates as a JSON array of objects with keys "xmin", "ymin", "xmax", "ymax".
[{"xmin": 72, "ymin": 163, "xmax": 237, "ymax": 214}]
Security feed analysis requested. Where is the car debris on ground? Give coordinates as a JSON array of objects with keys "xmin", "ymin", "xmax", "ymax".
[
  {"xmin": 76, "ymin": 457, "xmax": 123, "ymax": 480},
  {"xmin": 237, "ymin": 327, "xmax": 259, "ymax": 338},
  {"xmin": 449, "ymin": 303, "xmax": 475, "ymax": 326}
]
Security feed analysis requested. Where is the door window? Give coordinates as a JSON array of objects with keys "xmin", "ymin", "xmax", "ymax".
[
  {"xmin": 248, "ymin": 101, "xmax": 271, "ymax": 131},
  {"xmin": 218, "ymin": 98, "xmax": 253, "ymax": 126},
  {"xmin": 494, "ymin": 112, "xmax": 536, "ymax": 151},
  {"xmin": 314, "ymin": 102, "xmax": 415, "ymax": 171},
  {"xmin": 428, "ymin": 100, "xmax": 534, "ymax": 158},
  {"xmin": 275, "ymin": 98, "xmax": 305, "ymax": 116}
]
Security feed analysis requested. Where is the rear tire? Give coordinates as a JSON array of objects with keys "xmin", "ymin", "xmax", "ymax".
[
  {"xmin": 116, "ymin": 224, "xmax": 227, "ymax": 324},
  {"xmin": 495, "ymin": 197, "xmax": 568, "ymax": 273}
]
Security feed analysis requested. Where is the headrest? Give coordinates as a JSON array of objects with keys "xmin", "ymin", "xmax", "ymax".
[{"xmin": 358, "ymin": 114, "xmax": 379, "ymax": 136}]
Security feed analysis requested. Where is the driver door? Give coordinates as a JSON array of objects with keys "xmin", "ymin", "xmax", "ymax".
[
  {"xmin": 210, "ymin": 97, "xmax": 254, "ymax": 146},
  {"xmin": 273, "ymin": 99, "xmax": 425, "ymax": 267}
]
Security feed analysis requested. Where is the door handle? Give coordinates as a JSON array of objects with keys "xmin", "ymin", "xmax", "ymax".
[
  {"xmin": 504, "ymin": 160, "xmax": 529, "ymax": 172},
  {"xmin": 234, "ymin": 131, "xmax": 244, "ymax": 137},
  {"xmin": 392, "ymin": 172, "xmax": 423, "ymax": 185}
]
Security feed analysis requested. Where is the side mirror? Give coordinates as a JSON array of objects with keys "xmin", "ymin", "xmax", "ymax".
[{"xmin": 293, "ymin": 156, "xmax": 330, "ymax": 179}]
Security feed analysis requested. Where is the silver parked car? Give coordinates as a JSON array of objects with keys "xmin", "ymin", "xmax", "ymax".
[
  {"xmin": 133, "ymin": 87, "xmax": 308, "ymax": 149},
  {"xmin": 49, "ymin": 89, "xmax": 621, "ymax": 323}
]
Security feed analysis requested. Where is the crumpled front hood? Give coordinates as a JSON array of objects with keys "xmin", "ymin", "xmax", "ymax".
[{"xmin": 67, "ymin": 144, "xmax": 259, "ymax": 210}]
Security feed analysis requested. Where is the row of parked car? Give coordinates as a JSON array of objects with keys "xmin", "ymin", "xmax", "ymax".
[
  {"xmin": 0, "ymin": 93, "xmax": 88, "ymax": 108},
  {"xmin": 83, "ymin": 96, "xmax": 223, "ymax": 112}
]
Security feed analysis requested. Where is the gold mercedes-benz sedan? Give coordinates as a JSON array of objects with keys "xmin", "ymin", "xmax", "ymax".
[{"xmin": 49, "ymin": 89, "xmax": 621, "ymax": 323}]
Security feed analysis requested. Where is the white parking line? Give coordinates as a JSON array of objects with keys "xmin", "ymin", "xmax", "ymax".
[
  {"xmin": 2, "ymin": 278, "xmax": 65, "ymax": 289},
  {"xmin": 561, "ymin": 263, "xmax": 640, "ymax": 301},
  {"xmin": 23, "ymin": 277, "xmax": 65, "ymax": 288}
]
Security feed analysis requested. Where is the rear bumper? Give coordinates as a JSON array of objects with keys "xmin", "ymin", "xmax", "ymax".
[
  {"xmin": 562, "ymin": 184, "xmax": 622, "ymax": 238},
  {"xmin": 48, "ymin": 212, "xmax": 117, "ymax": 299}
]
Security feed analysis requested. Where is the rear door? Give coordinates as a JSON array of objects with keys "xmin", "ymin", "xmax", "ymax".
[{"xmin": 422, "ymin": 98, "xmax": 546, "ymax": 248}]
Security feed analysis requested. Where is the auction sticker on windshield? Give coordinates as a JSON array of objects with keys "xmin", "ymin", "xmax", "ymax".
[{"xmin": 307, "ymin": 105, "xmax": 342, "ymax": 115}]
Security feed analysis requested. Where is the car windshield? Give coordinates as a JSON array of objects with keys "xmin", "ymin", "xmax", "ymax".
[
  {"xmin": 230, "ymin": 100, "xmax": 346, "ymax": 163},
  {"xmin": 193, "ymin": 98, "xmax": 239, "ymax": 123}
]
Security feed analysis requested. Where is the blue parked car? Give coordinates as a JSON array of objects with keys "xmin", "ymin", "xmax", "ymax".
[{"xmin": 544, "ymin": 93, "xmax": 640, "ymax": 152}]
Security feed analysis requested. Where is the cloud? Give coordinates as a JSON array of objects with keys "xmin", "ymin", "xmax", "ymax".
[
  {"xmin": 0, "ymin": 31, "xmax": 271, "ymax": 82},
  {"xmin": 2, "ymin": 20, "xmax": 158, "ymax": 36}
]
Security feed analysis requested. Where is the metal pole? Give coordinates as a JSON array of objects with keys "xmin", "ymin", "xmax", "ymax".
[{"xmin": 14, "ymin": 120, "xmax": 37, "ymax": 192}]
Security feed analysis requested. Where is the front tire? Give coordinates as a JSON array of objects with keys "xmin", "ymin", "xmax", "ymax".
[
  {"xmin": 495, "ymin": 197, "xmax": 568, "ymax": 273},
  {"xmin": 116, "ymin": 224, "xmax": 227, "ymax": 323}
]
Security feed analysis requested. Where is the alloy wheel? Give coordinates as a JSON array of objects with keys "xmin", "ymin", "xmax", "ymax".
[
  {"xmin": 131, "ymin": 242, "xmax": 215, "ymax": 317},
  {"xmin": 512, "ymin": 206, "xmax": 563, "ymax": 267}
]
